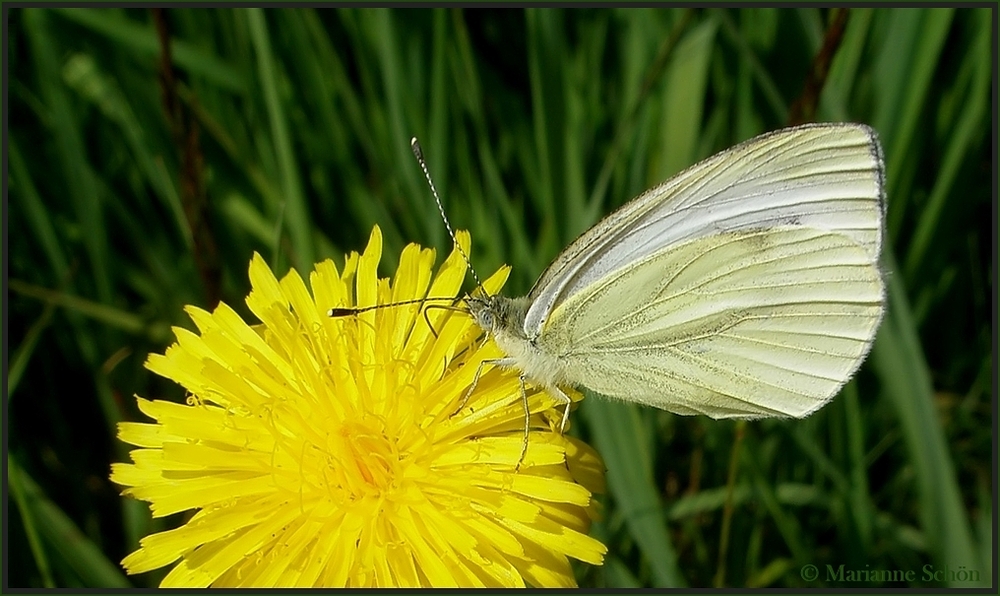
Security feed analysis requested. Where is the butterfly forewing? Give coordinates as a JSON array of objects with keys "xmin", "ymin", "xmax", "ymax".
[{"xmin": 522, "ymin": 123, "xmax": 884, "ymax": 339}]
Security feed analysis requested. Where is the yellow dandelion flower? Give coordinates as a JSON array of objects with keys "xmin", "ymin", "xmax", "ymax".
[{"xmin": 112, "ymin": 225, "xmax": 607, "ymax": 588}]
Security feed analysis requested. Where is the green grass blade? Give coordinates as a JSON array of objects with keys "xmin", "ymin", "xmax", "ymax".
[
  {"xmin": 875, "ymin": 8, "xmax": 955, "ymax": 237},
  {"xmin": 903, "ymin": 9, "xmax": 990, "ymax": 278},
  {"xmin": 871, "ymin": 249, "xmax": 985, "ymax": 586},
  {"xmin": 9, "ymin": 140, "xmax": 71, "ymax": 280},
  {"xmin": 52, "ymin": 7, "xmax": 247, "ymax": 93},
  {"xmin": 23, "ymin": 8, "xmax": 112, "ymax": 302},
  {"xmin": 10, "ymin": 457, "xmax": 132, "ymax": 587},
  {"xmin": 659, "ymin": 18, "xmax": 717, "ymax": 179},
  {"xmin": 8, "ymin": 456, "xmax": 57, "ymax": 587},
  {"xmin": 247, "ymin": 7, "xmax": 314, "ymax": 271},
  {"xmin": 9, "ymin": 279, "xmax": 148, "ymax": 336},
  {"xmin": 582, "ymin": 395, "xmax": 687, "ymax": 587}
]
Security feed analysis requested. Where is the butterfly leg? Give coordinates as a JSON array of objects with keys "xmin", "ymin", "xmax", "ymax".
[
  {"xmin": 515, "ymin": 374, "xmax": 530, "ymax": 472},
  {"xmin": 451, "ymin": 357, "xmax": 517, "ymax": 417},
  {"xmin": 547, "ymin": 385, "xmax": 573, "ymax": 435}
]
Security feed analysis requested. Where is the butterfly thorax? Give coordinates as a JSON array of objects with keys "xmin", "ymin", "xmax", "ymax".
[{"xmin": 466, "ymin": 294, "xmax": 568, "ymax": 389}]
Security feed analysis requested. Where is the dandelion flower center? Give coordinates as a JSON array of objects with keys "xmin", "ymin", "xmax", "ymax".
[{"xmin": 332, "ymin": 419, "xmax": 403, "ymax": 496}]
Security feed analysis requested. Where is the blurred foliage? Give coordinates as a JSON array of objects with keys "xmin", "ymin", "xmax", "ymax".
[{"xmin": 5, "ymin": 7, "xmax": 994, "ymax": 588}]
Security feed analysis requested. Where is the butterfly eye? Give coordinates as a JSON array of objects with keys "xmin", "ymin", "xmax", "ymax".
[{"xmin": 479, "ymin": 310, "xmax": 495, "ymax": 329}]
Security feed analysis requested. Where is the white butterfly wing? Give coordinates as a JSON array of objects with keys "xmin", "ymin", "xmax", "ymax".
[
  {"xmin": 522, "ymin": 123, "xmax": 884, "ymax": 339},
  {"xmin": 538, "ymin": 227, "xmax": 883, "ymax": 418}
]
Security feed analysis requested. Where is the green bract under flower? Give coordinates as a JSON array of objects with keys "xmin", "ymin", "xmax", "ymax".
[{"xmin": 112, "ymin": 226, "xmax": 607, "ymax": 587}]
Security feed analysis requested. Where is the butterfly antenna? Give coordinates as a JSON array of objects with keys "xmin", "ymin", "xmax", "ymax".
[{"xmin": 410, "ymin": 137, "xmax": 483, "ymax": 290}]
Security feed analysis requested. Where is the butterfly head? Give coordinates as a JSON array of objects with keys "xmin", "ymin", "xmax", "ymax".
[{"xmin": 466, "ymin": 294, "xmax": 531, "ymax": 341}]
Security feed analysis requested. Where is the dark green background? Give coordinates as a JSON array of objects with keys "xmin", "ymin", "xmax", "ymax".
[{"xmin": 6, "ymin": 7, "xmax": 994, "ymax": 588}]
